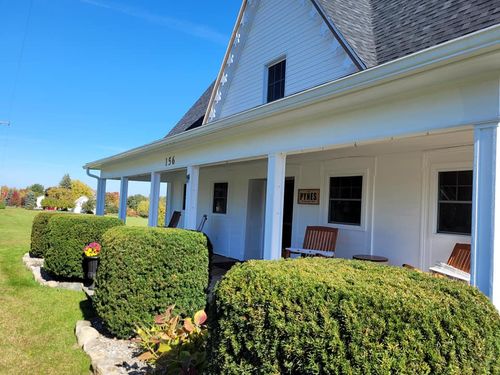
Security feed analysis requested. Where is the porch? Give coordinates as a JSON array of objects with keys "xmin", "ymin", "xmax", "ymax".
[{"xmin": 94, "ymin": 125, "xmax": 499, "ymax": 306}]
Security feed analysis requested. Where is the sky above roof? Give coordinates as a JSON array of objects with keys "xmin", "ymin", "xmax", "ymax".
[{"xmin": 0, "ymin": 0, "xmax": 240, "ymax": 194}]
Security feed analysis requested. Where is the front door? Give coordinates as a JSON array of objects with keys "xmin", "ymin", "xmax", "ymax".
[{"xmin": 282, "ymin": 178, "xmax": 295, "ymax": 250}]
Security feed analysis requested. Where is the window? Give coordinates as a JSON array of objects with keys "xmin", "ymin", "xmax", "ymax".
[
  {"xmin": 213, "ymin": 183, "xmax": 228, "ymax": 214},
  {"xmin": 437, "ymin": 170, "xmax": 472, "ymax": 235},
  {"xmin": 267, "ymin": 59, "xmax": 286, "ymax": 103},
  {"xmin": 328, "ymin": 176, "xmax": 363, "ymax": 225}
]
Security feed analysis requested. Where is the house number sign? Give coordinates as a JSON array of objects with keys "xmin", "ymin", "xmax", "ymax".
[
  {"xmin": 298, "ymin": 189, "xmax": 320, "ymax": 205},
  {"xmin": 165, "ymin": 156, "xmax": 176, "ymax": 166}
]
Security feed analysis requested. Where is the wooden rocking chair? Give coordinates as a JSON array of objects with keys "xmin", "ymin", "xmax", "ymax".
[
  {"xmin": 429, "ymin": 243, "xmax": 471, "ymax": 282},
  {"xmin": 167, "ymin": 211, "xmax": 182, "ymax": 228},
  {"xmin": 284, "ymin": 226, "xmax": 338, "ymax": 258}
]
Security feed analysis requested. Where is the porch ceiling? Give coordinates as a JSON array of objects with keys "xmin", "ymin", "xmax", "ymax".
[{"xmin": 287, "ymin": 128, "xmax": 473, "ymax": 163}]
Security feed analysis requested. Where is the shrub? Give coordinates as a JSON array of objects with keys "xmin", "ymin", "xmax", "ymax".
[
  {"xmin": 0, "ymin": 201, "xmax": 5, "ymax": 209},
  {"xmin": 93, "ymin": 227, "xmax": 209, "ymax": 338},
  {"xmin": 30, "ymin": 212, "xmax": 62, "ymax": 258},
  {"xmin": 44, "ymin": 215, "xmax": 123, "ymax": 278},
  {"xmin": 135, "ymin": 306, "xmax": 208, "ymax": 374},
  {"xmin": 41, "ymin": 197, "xmax": 75, "ymax": 210},
  {"xmin": 208, "ymin": 258, "xmax": 500, "ymax": 374}
]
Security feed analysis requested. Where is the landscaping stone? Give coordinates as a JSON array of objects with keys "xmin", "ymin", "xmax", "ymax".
[
  {"xmin": 75, "ymin": 320, "xmax": 149, "ymax": 375},
  {"xmin": 23, "ymin": 253, "xmax": 84, "ymax": 291}
]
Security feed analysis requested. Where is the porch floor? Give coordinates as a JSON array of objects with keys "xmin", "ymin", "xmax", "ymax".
[{"xmin": 209, "ymin": 254, "xmax": 239, "ymax": 291}]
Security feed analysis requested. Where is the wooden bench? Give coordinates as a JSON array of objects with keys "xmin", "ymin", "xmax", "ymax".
[{"xmin": 284, "ymin": 226, "xmax": 338, "ymax": 258}]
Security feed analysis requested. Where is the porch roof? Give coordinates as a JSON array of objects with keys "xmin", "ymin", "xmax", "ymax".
[{"xmin": 83, "ymin": 25, "xmax": 500, "ymax": 171}]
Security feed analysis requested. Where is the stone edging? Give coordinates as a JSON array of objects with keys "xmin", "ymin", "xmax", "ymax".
[
  {"xmin": 22, "ymin": 253, "xmax": 84, "ymax": 291},
  {"xmin": 75, "ymin": 320, "xmax": 148, "ymax": 375}
]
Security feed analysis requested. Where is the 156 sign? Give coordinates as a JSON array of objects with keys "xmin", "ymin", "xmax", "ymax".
[{"xmin": 165, "ymin": 156, "xmax": 176, "ymax": 166}]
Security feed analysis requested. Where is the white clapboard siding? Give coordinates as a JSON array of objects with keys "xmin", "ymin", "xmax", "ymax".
[{"xmin": 216, "ymin": 0, "xmax": 358, "ymax": 119}]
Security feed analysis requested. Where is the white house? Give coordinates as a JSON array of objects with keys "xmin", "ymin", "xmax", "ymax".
[{"xmin": 84, "ymin": 0, "xmax": 500, "ymax": 307}]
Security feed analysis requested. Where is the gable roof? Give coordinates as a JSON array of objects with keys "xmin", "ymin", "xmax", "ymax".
[
  {"xmin": 316, "ymin": 0, "xmax": 500, "ymax": 68},
  {"xmin": 166, "ymin": 81, "xmax": 215, "ymax": 137},
  {"xmin": 167, "ymin": 0, "xmax": 500, "ymax": 138}
]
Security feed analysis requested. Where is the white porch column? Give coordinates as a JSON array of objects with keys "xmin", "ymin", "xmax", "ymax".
[
  {"xmin": 471, "ymin": 122, "xmax": 500, "ymax": 308},
  {"xmin": 148, "ymin": 172, "xmax": 161, "ymax": 227},
  {"xmin": 164, "ymin": 182, "xmax": 173, "ymax": 227},
  {"xmin": 263, "ymin": 152, "xmax": 287, "ymax": 260},
  {"xmin": 118, "ymin": 177, "xmax": 129, "ymax": 222},
  {"xmin": 95, "ymin": 178, "xmax": 106, "ymax": 216},
  {"xmin": 185, "ymin": 166, "xmax": 200, "ymax": 230}
]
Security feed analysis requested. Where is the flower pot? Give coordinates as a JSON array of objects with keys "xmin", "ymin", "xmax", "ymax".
[{"xmin": 84, "ymin": 256, "xmax": 100, "ymax": 289}]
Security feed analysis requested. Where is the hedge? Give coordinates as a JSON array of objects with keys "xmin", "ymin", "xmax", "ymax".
[
  {"xmin": 44, "ymin": 215, "xmax": 123, "ymax": 278},
  {"xmin": 30, "ymin": 212, "xmax": 63, "ymax": 258},
  {"xmin": 93, "ymin": 227, "xmax": 209, "ymax": 339},
  {"xmin": 208, "ymin": 258, "xmax": 500, "ymax": 374}
]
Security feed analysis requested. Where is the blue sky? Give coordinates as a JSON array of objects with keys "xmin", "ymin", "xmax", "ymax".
[{"xmin": 0, "ymin": 0, "xmax": 240, "ymax": 194}]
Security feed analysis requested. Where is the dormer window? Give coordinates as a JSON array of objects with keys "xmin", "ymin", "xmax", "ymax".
[{"xmin": 267, "ymin": 59, "xmax": 286, "ymax": 103}]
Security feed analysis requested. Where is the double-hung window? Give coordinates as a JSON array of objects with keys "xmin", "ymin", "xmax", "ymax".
[
  {"xmin": 328, "ymin": 176, "xmax": 363, "ymax": 225},
  {"xmin": 437, "ymin": 170, "xmax": 472, "ymax": 235},
  {"xmin": 267, "ymin": 59, "xmax": 286, "ymax": 103},
  {"xmin": 213, "ymin": 183, "xmax": 228, "ymax": 214}
]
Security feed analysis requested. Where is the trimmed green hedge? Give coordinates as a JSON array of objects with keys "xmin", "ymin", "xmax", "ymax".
[
  {"xmin": 44, "ymin": 215, "xmax": 123, "ymax": 278},
  {"xmin": 208, "ymin": 258, "xmax": 500, "ymax": 374},
  {"xmin": 93, "ymin": 227, "xmax": 209, "ymax": 339},
  {"xmin": 30, "ymin": 212, "xmax": 63, "ymax": 258}
]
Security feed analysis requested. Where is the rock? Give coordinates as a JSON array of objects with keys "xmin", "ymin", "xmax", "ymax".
[
  {"xmin": 46, "ymin": 281, "xmax": 58, "ymax": 288},
  {"xmin": 77, "ymin": 326, "xmax": 100, "ymax": 348},
  {"xmin": 75, "ymin": 320, "xmax": 149, "ymax": 374}
]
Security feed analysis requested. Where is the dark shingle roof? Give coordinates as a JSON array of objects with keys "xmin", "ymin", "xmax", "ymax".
[
  {"xmin": 165, "ymin": 81, "xmax": 215, "ymax": 137},
  {"xmin": 317, "ymin": 0, "xmax": 500, "ymax": 67}
]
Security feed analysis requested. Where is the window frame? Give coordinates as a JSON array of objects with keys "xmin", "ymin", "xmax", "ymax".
[
  {"xmin": 265, "ymin": 57, "xmax": 287, "ymax": 103},
  {"xmin": 436, "ymin": 169, "xmax": 473, "ymax": 236},
  {"xmin": 327, "ymin": 175, "xmax": 364, "ymax": 227},
  {"xmin": 212, "ymin": 182, "xmax": 229, "ymax": 215}
]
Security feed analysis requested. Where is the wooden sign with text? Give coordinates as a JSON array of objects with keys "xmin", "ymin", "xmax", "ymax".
[{"xmin": 298, "ymin": 189, "xmax": 320, "ymax": 205}]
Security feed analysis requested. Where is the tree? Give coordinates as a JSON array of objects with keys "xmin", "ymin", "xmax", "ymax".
[
  {"xmin": 24, "ymin": 191, "xmax": 37, "ymax": 209},
  {"xmin": 59, "ymin": 174, "xmax": 72, "ymax": 189},
  {"xmin": 82, "ymin": 198, "xmax": 96, "ymax": 214},
  {"xmin": 105, "ymin": 192, "xmax": 120, "ymax": 214},
  {"xmin": 27, "ymin": 184, "xmax": 44, "ymax": 196},
  {"xmin": 136, "ymin": 198, "xmax": 166, "ymax": 226},
  {"xmin": 127, "ymin": 194, "xmax": 147, "ymax": 211},
  {"xmin": 70, "ymin": 180, "xmax": 94, "ymax": 201},
  {"xmin": 8, "ymin": 190, "xmax": 22, "ymax": 207}
]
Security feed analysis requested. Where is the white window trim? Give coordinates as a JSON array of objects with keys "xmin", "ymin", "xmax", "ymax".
[
  {"xmin": 321, "ymin": 168, "xmax": 370, "ymax": 232},
  {"xmin": 429, "ymin": 162, "xmax": 473, "ymax": 238},
  {"xmin": 263, "ymin": 55, "xmax": 287, "ymax": 104}
]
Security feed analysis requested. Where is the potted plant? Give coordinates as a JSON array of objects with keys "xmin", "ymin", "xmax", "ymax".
[{"xmin": 83, "ymin": 242, "xmax": 101, "ymax": 289}]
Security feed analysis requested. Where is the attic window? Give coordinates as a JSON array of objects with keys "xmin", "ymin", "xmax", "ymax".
[{"xmin": 267, "ymin": 59, "xmax": 286, "ymax": 103}]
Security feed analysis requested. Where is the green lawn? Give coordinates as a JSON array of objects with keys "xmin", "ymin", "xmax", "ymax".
[
  {"xmin": 106, "ymin": 214, "xmax": 148, "ymax": 227},
  {"xmin": 0, "ymin": 208, "xmax": 91, "ymax": 374}
]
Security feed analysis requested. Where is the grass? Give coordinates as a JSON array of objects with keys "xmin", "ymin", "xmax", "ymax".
[
  {"xmin": 106, "ymin": 214, "xmax": 148, "ymax": 227},
  {"xmin": 0, "ymin": 208, "xmax": 91, "ymax": 374}
]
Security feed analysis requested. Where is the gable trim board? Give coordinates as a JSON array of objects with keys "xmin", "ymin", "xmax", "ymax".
[
  {"xmin": 84, "ymin": 24, "xmax": 500, "ymax": 171},
  {"xmin": 203, "ymin": 0, "xmax": 364, "ymax": 124}
]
